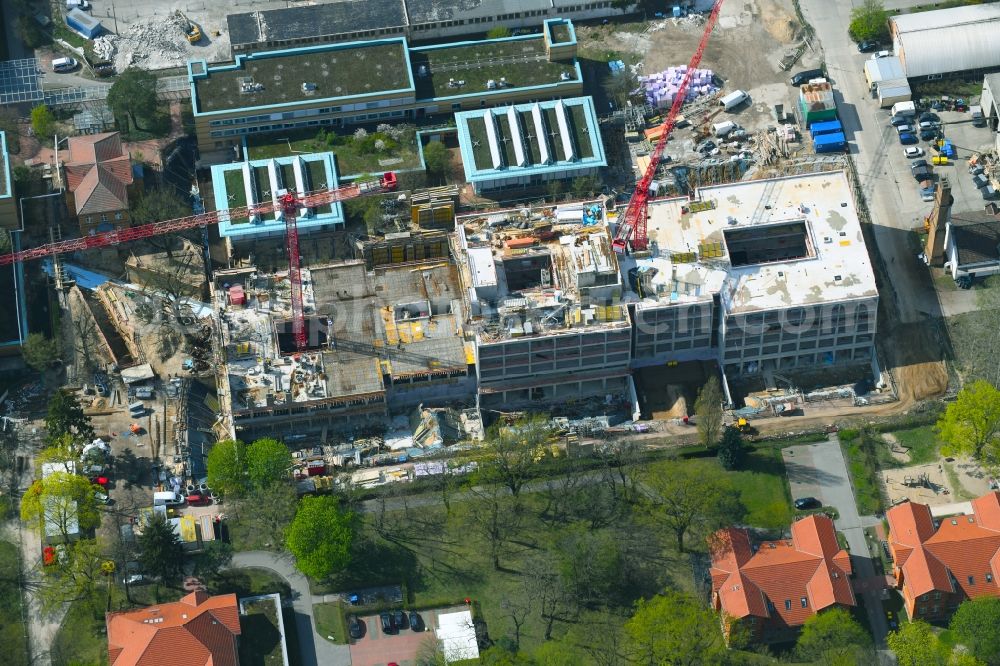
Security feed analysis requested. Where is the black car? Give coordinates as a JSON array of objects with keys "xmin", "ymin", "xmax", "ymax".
[
  {"xmin": 409, "ymin": 611, "xmax": 423, "ymax": 631},
  {"xmin": 348, "ymin": 617, "xmax": 364, "ymax": 639},
  {"xmin": 393, "ymin": 609, "xmax": 406, "ymax": 630},
  {"xmin": 857, "ymin": 40, "xmax": 878, "ymax": 53},
  {"xmin": 794, "ymin": 497, "xmax": 821, "ymax": 510},
  {"xmin": 380, "ymin": 611, "xmax": 395, "ymax": 634},
  {"xmin": 910, "ymin": 159, "xmax": 929, "ymax": 171},
  {"xmin": 918, "ymin": 112, "xmax": 940, "ymax": 124},
  {"xmin": 920, "ymin": 128, "xmax": 939, "ymax": 142},
  {"xmin": 790, "ymin": 68, "xmax": 824, "ymax": 86},
  {"xmin": 912, "ymin": 168, "xmax": 932, "ymax": 182}
]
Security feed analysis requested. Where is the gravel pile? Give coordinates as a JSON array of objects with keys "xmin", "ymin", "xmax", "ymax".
[{"xmin": 93, "ymin": 12, "xmax": 197, "ymax": 72}]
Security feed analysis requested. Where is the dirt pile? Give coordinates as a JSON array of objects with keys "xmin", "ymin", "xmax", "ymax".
[
  {"xmin": 93, "ymin": 12, "xmax": 196, "ymax": 72},
  {"xmin": 758, "ymin": 0, "xmax": 800, "ymax": 44}
]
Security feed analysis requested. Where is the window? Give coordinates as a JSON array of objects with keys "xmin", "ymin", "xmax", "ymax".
[
  {"xmin": 784, "ymin": 599, "xmax": 791, "ymax": 611},
  {"xmin": 800, "ymin": 597, "xmax": 808, "ymax": 608},
  {"xmin": 100, "ymin": 214, "xmax": 108, "ymax": 223},
  {"xmin": 968, "ymin": 575, "xmax": 975, "ymax": 585},
  {"xmin": 988, "ymin": 573, "xmax": 994, "ymax": 583},
  {"xmin": 114, "ymin": 212, "xmax": 123, "ymax": 221}
]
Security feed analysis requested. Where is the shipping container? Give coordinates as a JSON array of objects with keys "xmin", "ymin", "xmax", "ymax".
[
  {"xmin": 814, "ymin": 132, "xmax": 847, "ymax": 153},
  {"xmin": 718, "ymin": 90, "xmax": 749, "ymax": 111},
  {"xmin": 809, "ymin": 119, "xmax": 842, "ymax": 137},
  {"xmin": 891, "ymin": 101, "xmax": 916, "ymax": 118}
]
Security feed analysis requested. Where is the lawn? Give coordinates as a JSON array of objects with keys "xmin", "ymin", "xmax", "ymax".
[
  {"xmin": 0, "ymin": 542, "xmax": 28, "ymax": 666},
  {"xmin": 313, "ymin": 600, "xmax": 348, "ymax": 644},
  {"xmin": 840, "ymin": 429, "xmax": 885, "ymax": 515},
  {"xmin": 679, "ymin": 449, "xmax": 794, "ymax": 529},
  {"xmin": 245, "ymin": 126, "xmax": 423, "ymax": 177},
  {"xmin": 890, "ymin": 426, "xmax": 939, "ymax": 466},
  {"xmin": 52, "ymin": 593, "xmax": 114, "ymax": 666},
  {"xmin": 222, "ymin": 168, "xmax": 249, "ymax": 224},
  {"xmin": 239, "ymin": 598, "xmax": 286, "ymax": 666}
]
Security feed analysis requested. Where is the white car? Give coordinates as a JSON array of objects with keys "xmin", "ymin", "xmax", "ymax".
[{"xmin": 904, "ymin": 147, "xmax": 924, "ymax": 159}]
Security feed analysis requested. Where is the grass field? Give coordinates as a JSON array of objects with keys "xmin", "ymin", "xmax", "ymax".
[
  {"xmin": 840, "ymin": 429, "xmax": 885, "ymax": 515},
  {"xmin": 51, "ymin": 593, "xmax": 113, "ymax": 666},
  {"xmin": 306, "ymin": 451, "xmax": 792, "ymax": 656},
  {"xmin": 0, "ymin": 542, "xmax": 28, "ymax": 666},
  {"xmin": 890, "ymin": 426, "xmax": 939, "ymax": 466},
  {"xmin": 246, "ymin": 128, "xmax": 423, "ymax": 176},
  {"xmin": 313, "ymin": 601, "xmax": 349, "ymax": 644}
]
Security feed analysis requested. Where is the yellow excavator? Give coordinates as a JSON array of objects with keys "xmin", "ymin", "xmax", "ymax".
[{"xmin": 177, "ymin": 11, "xmax": 202, "ymax": 43}]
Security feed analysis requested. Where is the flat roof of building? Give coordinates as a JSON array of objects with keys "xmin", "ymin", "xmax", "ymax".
[
  {"xmin": 410, "ymin": 35, "xmax": 577, "ymax": 101},
  {"xmin": 190, "ymin": 39, "xmax": 414, "ymax": 114},
  {"xmin": 227, "ymin": 0, "xmax": 408, "ymax": 47},
  {"xmin": 455, "ymin": 96, "xmax": 605, "ymax": 184},
  {"xmin": 626, "ymin": 171, "xmax": 878, "ymax": 314},
  {"xmin": 210, "ymin": 151, "xmax": 344, "ymax": 239}
]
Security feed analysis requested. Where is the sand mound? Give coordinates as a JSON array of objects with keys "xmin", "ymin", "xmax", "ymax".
[
  {"xmin": 758, "ymin": 0, "xmax": 800, "ymax": 43},
  {"xmin": 897, "ymin": 361, "xmax": 949, "ymax": 402}
]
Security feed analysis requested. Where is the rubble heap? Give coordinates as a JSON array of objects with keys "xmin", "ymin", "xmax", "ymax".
[{"xmin": 93, "ymin": 12, "xmax": 196, "ymax": 72}]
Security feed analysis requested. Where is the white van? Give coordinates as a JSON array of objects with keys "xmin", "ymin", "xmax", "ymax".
[
  {"xmin": 152, "ymin": 491, "xmax": 184, "ymax": 507},
  {"xmin": 66, "ymin": 0, "xmax": 91, "ymax": 10},
  {"xmin": 719, "ymin": 90, "xmax": 749, "ymax": 111},
  {"xmin": 51, "ymin": 57, "xmax": 78, "ymax": 73}
]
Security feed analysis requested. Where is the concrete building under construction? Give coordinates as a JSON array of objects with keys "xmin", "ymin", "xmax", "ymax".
[
  {"xmin": 455, "ymin": 201, "xmax": 634, "ymax": 410},
  {"xmin": 212, "ymin": 256, "xmax": 474, "ymax": 439},
  {"xmin": 625, "ymin": 171, "xmax": 879, "ymax": 400}
]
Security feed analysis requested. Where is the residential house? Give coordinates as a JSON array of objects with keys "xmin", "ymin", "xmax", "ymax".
[
  {"xmin": 105, "ymin": 591, "xmax": 241, "ymax": 666},
  {"xmin": 886, "ymin": 491, "xmax": 1000, "ymax": 622},
  {"xmin": 709, "ymin": 515, "xmax": 855, "ymax": 644},
  {"xmin": 63, "ymin": 132, "xmax": 141, "ymax": 235}
]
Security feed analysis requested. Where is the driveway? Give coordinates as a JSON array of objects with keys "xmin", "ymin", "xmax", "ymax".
[
  {"xmin": 230, "ymin": 551, "xmax": 351, "ymax": 666},
  {"xmin": 783, "ymin": 436, "xmax": 890, "ymax": 650}
]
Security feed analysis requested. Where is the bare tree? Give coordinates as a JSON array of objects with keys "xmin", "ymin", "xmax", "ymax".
[
  {"xmin": 694, "ymin": 375, "xmax": 724, "ymax": 448},
  {"xmin": 464, "ymin": 483, "xmax": 522, "ymax": 570},
  {"xmin": 523, "ymin": 551, "xmax": 578, "ymax": 641}
]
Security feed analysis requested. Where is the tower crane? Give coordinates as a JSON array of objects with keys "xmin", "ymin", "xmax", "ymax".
[
  {"xmin": 0, "ymin": 171, "xmax": 399, "ymax": 351},
  {"xmin": 612, "ymin": 0, "xmax": 725, "ymax": 254}
]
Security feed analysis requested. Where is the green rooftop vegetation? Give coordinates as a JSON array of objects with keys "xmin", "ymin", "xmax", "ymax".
[
  {"xmin": 195, "ymin": 42, "xmax": 411, "ymax": 113},
  {"xmin": 239, "ymin": 598, "xmax": 285, "ymax": 666},
  {"xmin": 411, "ymin": 37, "xmax": 576, "ymax": 100},
  {"xmin": 222, "ymin": 169, "xmax": 250, "ymax": 225},
  {"xmin": 550, "ymin": 22, "xmax": 572, "ymax": 44},
  {"xmin": 246, "ymin": 125, "xmax": 423, "ymax": 176}
]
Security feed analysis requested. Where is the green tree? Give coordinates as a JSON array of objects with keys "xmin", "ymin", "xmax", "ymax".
[
  {"xmin": 246, "ymin": 438, "xmax": 292, "ymax": 489},
  {"xmin": 206, "ymin": 439, "xmax": 249, "ymax": 498},
  {"xmin": 936, "ymin": 380, "xmax": 1000, "ymax": 470},
  {"xmin": 45, "ymin": 389, "xmax": 95, "ymax": 446},
  {"xmin": 625, "ymin": 591, "xmax": 724, "ymax": 666},
  {"xmin": 717, "ymin": 425, "xmax": 746, "ymax": 471},
  {"xmin": 571, "ymin": 175, "xmax": 599, "ymax": 198},
  {"xmin": 951, "ymin": 597, "xmax": 1000, "ymax": 665},
  {"xmin": 20, "ymin": 472, "xmax": 103, "ymax": 543},
  {"xmin": 486, "ymin": 26, "xmax": 512, "ymax": 39},
  {"xmin": 795, "ymin": 608, "xmax": 873, "ymax": 664},
  {"xmin": 556, "ymin": 524, "xmax": 623, "ymax": 607},
  {"xmin": 477, "ymin": 414, "xmax": 553, "ymax": 497},
  {"xmin": 886, "ymin": 621, "xmax": 949, "ymax": 666},
  {"xmin": 38, "ymin": 539, "xmax": 111, "ymax": 613},
  {"xmin": 235, "ymin": 479, "xmax": 298, "ymax": 549},
  {"xmin": 130, "ymin": 188, "xmax": 191, "ymax": 226},
  {"xmin": 423, "ymin": 140, "xmax": 450, "ymax": 185},
  {"xmin": 107, "ymin": 68, "xmax": 158, "ymax": 132},
  {"xmin": 285, "ymin": 495, "xmax": 355, "ymax": 580},
  {"xmin": 695, "ymin": 375, "xmax": 724, "ymax": 448},
  {"xmin": 848, "ymin": 0, "xmax": 890, "ymax": 43},
  {"xmin": 22, "ymin": 332, "xmax": 61, "ymax": 372},
  {"xmin": 644, "ymin": 464, "xmax": 745, "ymax": 552},
  {"xmin": 138, "ymin": 513, "xmax": 184, "ymax": 588},
  {"xmin": 30, "ymin": 105, "xmax": 54, "ymax": 141}
]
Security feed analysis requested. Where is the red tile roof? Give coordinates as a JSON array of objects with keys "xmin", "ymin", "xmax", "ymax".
[
  {"xmin": 709, "ymin": 515, "xmax": 854, "ymax": 627},
  {"xmin": 106, "ymin": 591, "xmax": 241, "ymax": 666},
  {"xmin": 64, "ymin": 132, "xmax": 133, "ymax": 216},
  {"xmin": 886, "ymin": 492, "xmax": 1000, "ymax": 606}
]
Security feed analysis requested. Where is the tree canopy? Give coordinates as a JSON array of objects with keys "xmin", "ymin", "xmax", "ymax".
[
  {"xmin": 717, "ymin": 425, "xmax": 746, "ymax": 470},
  {"xmin": 936, "ymin": 380, "xmax": 1000, "ymax": 470},
  {"xmin": 477, "ymin": 414, "xmax": 553, "ymax": 497},
  {"xmin": 20, "ymin": 471, "xmax": 103, "ymax": 542},
  {"xmin": 795, "ymin": 607, "xmax": 873, "ymax": 664},
  {"xmin": 45, "ymin": 389, "xmax": 95, "ymax": 446},
  {"xmin": 129, "ymin": 188, "xmax": 191, "ymax": 226},
  {"xmin": 22, "ymin": 332, "xmax": 60, "ymax": 372},
  {"xmin": 848, "ymin": 0, "xmax": 890, "ymax": 43},
  {"xmin": 644, "ymin": 463, "xmax": 745, "ymax": 552},
  {"xmin": 30, "ymin": 105, "xmax": 54, "ymax": 141},
  {"xmin": 207, "ymin": 437, "xmax": 292, "ymax": 498},
  {"xmin": 246, "ymin": 438, "xmax": 293, "ymax": 490},
  {"xmin": 107, "ymin": 68, "xmax": 158, "ymax": 132},
  {"xmin": 695, "ymin": 375, "xmax": 724, "ymax": 448},
  {"xmin": 138, "ymin": 513, "xmax": 184, "ymax": 584},
  {"xmin": 886, "ymin": 620, "xmax": 949, "ymax": 666},
  {"xmin": 422, "ymin": 140, "xmax": 450, "ymax": 185},
  {"xmin": 950, "ymin": 597, "xmax": 1000, "ymax": 665},
  {"xmin": 285, "ymin": 495, "xmax": 356, "ymax": 580},
  {"xmin": 625, "ymin": 591, "xmax": 724, "ymax": 666}
]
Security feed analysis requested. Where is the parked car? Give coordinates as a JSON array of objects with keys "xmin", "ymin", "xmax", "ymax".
[
  {"xmin": 918, "ymin": 112, "xmax": 939, "ymax": 124},
  {"xmin": 857, "ymin": 40, "xmax": 878, "ymax": 52},
  {"xmin": 904, "ymin": 146, "xmax": 924, "ymax": 159},
  {"xmin": 895, "ymin": 124, "xmax": 913, "ymax": 135},
  {"xmin": 122, "ymin": 573, "xmax": 153, "ymax": 586},
  {"xmin": 186, "ymin": 493, "xmax": 211, "ymax": 507},
  {"xmin": 912, "ymin": 168, "xmax": 932, "ymax": 182},
  {"xmin": 393, "ymin": 609, "xmax": 406, "ymax": 630},
  {"xmin": 910, "ymin": 159, "xmax": 929, "ymax": 172},
  {"xmin": 90, "ymin": 475, "xmax": 109, "ymax": 488},
  {"xmin": 889, "ymin": 116, "xmax": 910, "ymax": 128},
  {"xmin": 95, "ymin": 490, "xmax": 111, "ymax": 505},
  {"xmin": 51, "ymin": 57, "xmax": 79, "ymax": 73},
  {"xmin": 794, "ymin": 497, "xmax": 821, "ymax": 510},
  {"xmin": 409, "ymin": 611, "xmax": 423, "ymax": 631},
  {"xmin": 920, "ymin": 128, "xmax": 939, "ymax": 142},
  {"xmin": 380, "ymin": 611, "xmax": 395, "ymax": 634},
  {"xmin": 899, "ymin": 132, "xmax": 918, "ymax": 145},
  {"xmin": 790, "ymin": 68, "xmax": 824, "ymax": 86},
  {"xmin": 348, "ymin": 616, "xmax": 364, "ymax": 639}
]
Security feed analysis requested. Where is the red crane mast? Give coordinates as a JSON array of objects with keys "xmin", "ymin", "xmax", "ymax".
[
  {"xmin": 612, "ymin": 0, "xmax": 725, "ymax": 254},
  {"xmin": 1, "ymin": 171, "xmax": 398, "ymax": 351}
]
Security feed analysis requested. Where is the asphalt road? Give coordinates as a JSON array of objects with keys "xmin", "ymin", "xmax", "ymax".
[
  {"xmin": 230, "ymin": 550, "xmax": 351, "ymax": 666},
  {"xmin": 783, "ymin": 436, "xmax": 890, "ymax": 652}
]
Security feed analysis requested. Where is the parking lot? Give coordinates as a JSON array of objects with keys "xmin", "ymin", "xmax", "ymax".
[{"xmin": 347, "ymin": 606, "xmax": 458, "ymax": 666}]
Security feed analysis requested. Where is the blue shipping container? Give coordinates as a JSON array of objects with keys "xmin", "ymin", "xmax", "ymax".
[
  {"xmin": 66, "ymin": 9, "xmax": 102, "ymax": 39},
  {"xmin": 814, "ymin": 132, "xmax": 846, "ymax": 153},
  {"xmin": 809, "ymin": 119, "xmax": 842, "ymax": 137}
]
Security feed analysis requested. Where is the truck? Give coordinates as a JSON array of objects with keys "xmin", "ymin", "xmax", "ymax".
[
  {"xmin": 891, "ymin": 101, "xmax": 916, "ymax": 118},
  {"xmin": 719, "ymin": 90, "xmax": 750, "ymax": 111},
  {"xmin": 814, "ymin": 131, "xmax": 847, "ymax": 153}
]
